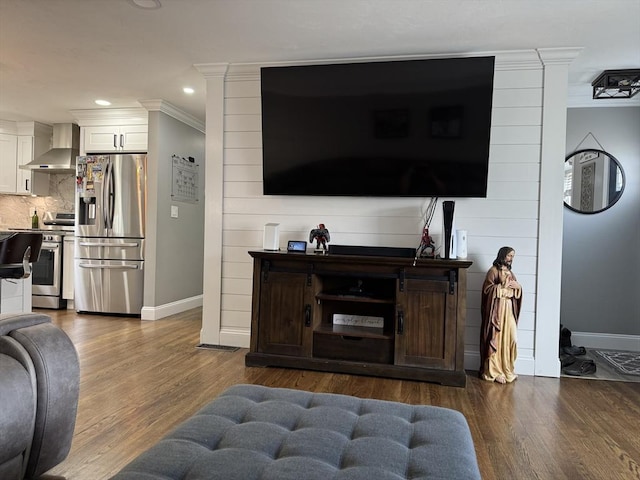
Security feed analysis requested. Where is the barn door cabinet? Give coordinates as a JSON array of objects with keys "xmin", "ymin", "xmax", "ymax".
[{"xmin": 246, "ymin": 251, "xmax": 471, "ymax": 386}]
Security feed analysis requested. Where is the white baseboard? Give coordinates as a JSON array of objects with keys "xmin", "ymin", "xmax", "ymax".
[
  {"xmin": 141, "ymin": 295, "xmax": 203, "ymax": 321},
  {"xmin": 219, "ymin": 328, "xmax": 250, "ymax": 348},
  {"xmin": 569, "ymin": 331, "xmax": 640, "ymax": 352}
]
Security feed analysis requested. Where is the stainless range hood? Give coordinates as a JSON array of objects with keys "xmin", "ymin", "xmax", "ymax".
[{"xmin": 20, "ymin": 123, "xmax": 80, "ymax": 173}]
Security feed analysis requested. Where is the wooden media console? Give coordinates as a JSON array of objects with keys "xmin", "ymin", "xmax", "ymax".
[{"xmin": 246, "ymin": 250, "xmax": 472, "ymax": 387}]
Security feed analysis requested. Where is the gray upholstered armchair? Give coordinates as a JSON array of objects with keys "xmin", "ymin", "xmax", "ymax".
[{"xmin": 0, "ymin": 312, "xmax": 80, "ymax": 479}]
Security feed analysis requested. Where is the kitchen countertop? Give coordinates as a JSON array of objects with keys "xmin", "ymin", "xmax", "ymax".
[{"xmin": 7, "ymin": 227, "xmax": 74, "ymax": 236}]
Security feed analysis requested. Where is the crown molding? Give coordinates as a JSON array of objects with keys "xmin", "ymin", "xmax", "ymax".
[
  {"xmin": 493, "ymin": 50, "xmax": 543, "ymax": 70},
  {"xmin": 0, "ymin": 120, "xmax": 53, "ymax": 136},
  {"xmin": 194, "ymin": 62, "xmax": 229, "ymax": 78},
  {"xmin": 139, "ymin": 99, "xmax": 205, "ymax": 132},
  {"xmin": 536, "ymin": 47, "xmax": 583, "ymax": 66},
  {"xmin": 70, "ymin": 107, "xmax": 148, "ymax": 126},
  {"xmin": 226, "ymin": 64, "xmax": 261, "ymax": 81},
  {"xmin": 0, "ymin": 120, "xmax": 19, "ymax": 134},
  {"xmin": 227, "ymin": 49, "xmax": 552, "ymax": 74}
]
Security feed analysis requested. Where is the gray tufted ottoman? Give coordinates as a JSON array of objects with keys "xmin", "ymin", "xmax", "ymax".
[{"xmin": 111, "ymin": 384, "xmax": 480, "ymax": 480}]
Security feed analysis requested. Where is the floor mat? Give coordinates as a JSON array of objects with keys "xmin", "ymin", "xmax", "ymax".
[
  {"xmin": 560, "ymin": 348, "xmax": 640, "ymax": 383},
  {"xmin": 595, "ymin": 350, "xmax": 640, "ymax": 376}
]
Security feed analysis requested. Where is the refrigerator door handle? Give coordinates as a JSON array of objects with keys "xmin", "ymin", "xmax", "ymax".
[
  {"xmin": 78, "ymin": 242, "xmax": 140, "ymax": 248},
  {"xmin": 102, "ymin": 159, "xmax": 115, "ymax": 230},
  {"xmin": 102, "ymin": 160, "xmax": 111, "ymax": 228},
  {"xmin": 108, "ymin": 161, "xmax": 115, "ymax": 229},
  {"xmin": 78, "ymin": 263, "xmax": 140, "ymax": 270}
]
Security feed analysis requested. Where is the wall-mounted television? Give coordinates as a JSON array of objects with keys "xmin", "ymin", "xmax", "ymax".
[{"xmin": 261, "ymin": 56, "xmax": 495, "ymax": 197}]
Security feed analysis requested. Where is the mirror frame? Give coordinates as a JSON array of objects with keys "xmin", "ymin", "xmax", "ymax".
[{"xmin": 564, "ymin": 148, "xmax": 626, "ymax": 214}]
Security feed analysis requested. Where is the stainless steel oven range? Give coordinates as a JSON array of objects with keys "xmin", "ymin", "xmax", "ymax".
[
  {"xmin": 31, "ymin": 232, "xmax": 67, "ymax": 309},
  {"xmin": 10, "ymin": 212, "xmax": 74, "ymax": 309}
]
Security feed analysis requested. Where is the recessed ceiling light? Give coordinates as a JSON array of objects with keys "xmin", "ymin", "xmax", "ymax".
[
  {"xmin": 183, "ymin": 87, "xmax": 195, "ymax": 94},
  {"xmin": 95, "ymin": 99, "xmax": 111, "ymax": 106},
  {"xmin": 128, "ymin": 0, "xmax": 162, "ymax": 9}
]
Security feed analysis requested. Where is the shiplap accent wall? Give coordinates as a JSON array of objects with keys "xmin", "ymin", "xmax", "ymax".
[{"xmin": 199, "ymin": 49, "xmax": 581, "ymax": 376}]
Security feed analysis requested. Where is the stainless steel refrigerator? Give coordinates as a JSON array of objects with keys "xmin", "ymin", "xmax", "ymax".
[{"xmin": 74, "ymin": 154, "xmax": 146, "ymax": 315}]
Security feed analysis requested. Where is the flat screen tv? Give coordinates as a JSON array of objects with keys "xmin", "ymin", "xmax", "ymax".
[{"xmin": 261, "ymin": 56, "xmax": 495, "ymax": 197}]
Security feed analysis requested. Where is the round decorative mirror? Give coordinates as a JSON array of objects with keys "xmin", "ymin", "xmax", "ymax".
[{"xmin": 564, "ymin": 149, "xmax": 625, "ymax": 214}]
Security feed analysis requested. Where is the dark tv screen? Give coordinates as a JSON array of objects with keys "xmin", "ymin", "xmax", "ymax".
[{"xmin": 261, "ymin": 56, "xmax": 495, "ymax": 197}]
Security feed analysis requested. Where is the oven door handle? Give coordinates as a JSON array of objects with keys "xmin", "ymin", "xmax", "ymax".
[
  {"xmin": 78, "ymin": 263, "xmax": 140, "ymax": 269},
  {"xmin": 78, "ymin": 242, "xmax": 140, "ymax": 248},
  {"xmin": 41, "ymin": 244, "xmax": 60, "ymax": 250}
]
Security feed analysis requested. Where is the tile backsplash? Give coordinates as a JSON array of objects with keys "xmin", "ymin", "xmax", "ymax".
[{"xmin": 0, "ymin": 174, "xmax": 75, "ymax": 229}]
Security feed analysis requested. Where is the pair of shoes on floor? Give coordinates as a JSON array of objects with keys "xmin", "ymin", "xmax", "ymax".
[
  {"xmin": 562, "ymin": 358, "xmax": 597, "ymax": 376},
  {"xmin": 560, "ymin": 353, "xmax": 577, "ymax": 368},
  {"xmin": 561, "ymin": 345, "xmax": 587, "ymax": 356},
  {"xmin": 560, "ymin": 325, "xmax": 572, "ymax": 348}
]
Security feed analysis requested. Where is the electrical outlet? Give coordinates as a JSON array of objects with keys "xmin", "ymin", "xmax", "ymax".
[{"xmin": 171, "ymin": 205, "xmax": 179, "ymax": 218}]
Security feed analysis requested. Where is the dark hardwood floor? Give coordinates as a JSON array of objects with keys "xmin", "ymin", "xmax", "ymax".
[{"xmin": 40, "ymin": 308, "xmax": 640, "ymax": 480}]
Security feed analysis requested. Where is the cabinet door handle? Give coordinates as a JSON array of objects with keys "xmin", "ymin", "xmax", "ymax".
[
  {"xmin": 397, "ymin": 310, "xmax": 404, "ymax": 334},
  {"xmin": 120, "ymin": 134, "xmax": 124, "ymax": 149},
  {"xmin": 304, "ymin": 304, "xmax": 311, "ymax": 327},
  {"xmin": 25, "ymin": 179, "xmax": 29, "ymax": 191},
  {"xmin": 113, "ymin": 134, "xmax": 118, "ymax": 148}
]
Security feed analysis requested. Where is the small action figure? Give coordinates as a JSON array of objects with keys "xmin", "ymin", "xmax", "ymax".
[
  {"xmin": 309, "ymin": 223, "xmax": 330, "ymax": 252},
  {"xmin": 417, "ymin": 227, "xmax": 435, "ymax": 258}
]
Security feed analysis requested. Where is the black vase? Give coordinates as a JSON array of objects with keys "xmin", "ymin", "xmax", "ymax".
[{"xmin": 443, "ymin": 201, "xmax": 455, "ymax": 259}]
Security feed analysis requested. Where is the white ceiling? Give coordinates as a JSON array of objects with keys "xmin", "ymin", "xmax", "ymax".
[{"xmin": 1, "ymin": 0, "xmax": 639, "ymax": 126}]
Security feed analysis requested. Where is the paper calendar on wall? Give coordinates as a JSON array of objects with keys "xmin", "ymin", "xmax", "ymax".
[{"xmin": 171, "ymin": 155, "xmax": 199, "ymax": 203}]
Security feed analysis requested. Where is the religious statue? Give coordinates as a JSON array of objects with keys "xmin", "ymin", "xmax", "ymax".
[{"xmin": 479, "ymin": 246, "xmax": 523, "ymax": 384}]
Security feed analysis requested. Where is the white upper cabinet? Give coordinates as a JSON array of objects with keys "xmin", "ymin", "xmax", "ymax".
[
  {"xmin": 17, "ymin": 134, "xmax": 50, "ymax": 196},
  {"xmin": 0, "ymin": 133, "xmax": 18, "ymax": 193},
  {"xmin": 0, "ymin": 121, "xmax": 52, "ymax": 196},
  {"xmin": 83, "ymin": 125, "xmax": 148, "ymax": 153},
  {"xmin": 71, "ymin": 107, "xmax": 149, "ymax": 155}
]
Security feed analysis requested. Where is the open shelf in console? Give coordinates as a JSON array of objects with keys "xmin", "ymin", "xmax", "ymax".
[
  {"xmin": 314, "ymin": 284, "xmax": 396, "ymax": 364},
  {"xmin": 316, "ymin": 292, "xmax": 394, "ymax": 304},
  {"xmin": 317, "ymin": 297, "xmax": 395, "ymax": 335},
  {"xmin": 316, "ymin": 275, "xmax": 395, "ymax": 304},
  {"xmin": 314, "ymin": 323, "xmax": 392, "ymax": 340},
  {"xmin": 313, "ymin": 323, "xmax": 394, "ymax": 364}
]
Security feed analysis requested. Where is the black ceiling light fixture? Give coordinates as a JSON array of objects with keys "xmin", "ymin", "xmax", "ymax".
[{"xmin": 592, "ymin": 69, "xmax": 640, "ymax": 99}]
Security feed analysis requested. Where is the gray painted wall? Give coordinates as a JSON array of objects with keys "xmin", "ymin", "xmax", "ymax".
[
  {"xmin": 562, "ymin": 106, "xmax": 640, "ymax": 335},
  {"xmin": 144, "ymin": 111, "xmax": 205, "ymax": 307}
]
